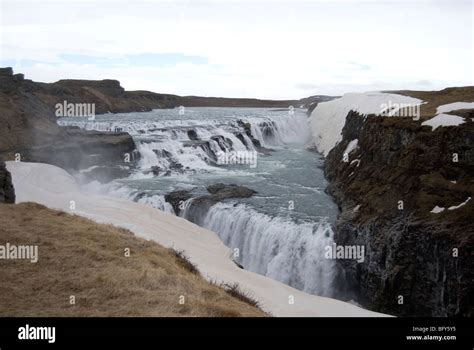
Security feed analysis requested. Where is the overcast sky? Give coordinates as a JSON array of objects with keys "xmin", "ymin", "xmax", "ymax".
[{"xmin": 1, "ymin": 0, "xmax": 472, "ymax": 99}]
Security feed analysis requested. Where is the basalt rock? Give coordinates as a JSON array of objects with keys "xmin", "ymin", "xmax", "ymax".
[
  {"xmin": 187, "ymin": 129, "xmax": 199, "ymax": 141},
  {"xmin": 30, "ymin": 78, "xmax": 178, "ymax": 114},
  {"xmin": 164, "ymin": 190, "xmax": 194, "ymax": 215},
  {"xmin": 206, "ymin": 183, "xmax": 257, "ymax": 199},
  {"xmin": 325, "ymin": 110, "xmax": 474, "ymax": 316},
  {"xmin": 0, "ymin": 68, "xmax": 137, "ymax": 176},
  {"xmin": 0, "ymin": 161, "xmax": 15, "ymax": 204},
  {"xmin": 172, "ymin": 184, "xmax": 257, "ymax": 225},
  {"xmin": 237, "ymin": 120, "xmax": 264, "ymax": 150}
]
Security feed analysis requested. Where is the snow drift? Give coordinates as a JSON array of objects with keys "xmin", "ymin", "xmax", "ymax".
[{"xmin": 309, "ymin": 92, "xmax": 422, "ymax": 156}]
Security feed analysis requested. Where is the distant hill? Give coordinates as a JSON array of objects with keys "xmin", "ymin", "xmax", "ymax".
[
  {"xmin": 298, "ymin": 95, "xmax": 339, "ymax": 114},
  {"xmin": 1, "ymin": 67, "xmax": 336, "ymax": 112}
]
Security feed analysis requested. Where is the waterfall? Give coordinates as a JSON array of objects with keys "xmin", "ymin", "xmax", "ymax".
[
  {"xmin": 249, "ymin": 114, "xmax": 311, "ymax": 147},
  {"xmin": 59, "ymin": 108, "xmax": 337, "ymax": 298},
  {"xmin": 184, "ymin": 201, "xmax": 336, "ymax": 297},
  {"xmin": 58, "ymin": 111, "xmax": 310, "ymax": 175}
]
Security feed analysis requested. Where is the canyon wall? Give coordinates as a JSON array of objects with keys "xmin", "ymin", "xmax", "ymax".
[
  {"xmin": 320, "ymin": 104, "xmax": 473, "ymax": 316},
  {"xmin": 0, "ymin": 68, "xmax": 136, "ymax": 174},
  {"xmin": 0, "ymin": 161, "xmax": 15, "ymax": 203}
]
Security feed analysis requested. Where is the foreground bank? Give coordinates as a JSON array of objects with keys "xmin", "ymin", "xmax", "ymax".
[
  {"xmin": 0, "ymin": 202, "xmax": 268, "ymax": 317},
  {"xmin": 6, "ymin": 161, "xmax": 385, "ymax": 317}
]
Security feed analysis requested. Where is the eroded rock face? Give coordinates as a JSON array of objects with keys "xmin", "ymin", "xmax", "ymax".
[
  {"xmin": 165, "ymin": 184, "xmax": 257, "ymax": 223},
  {"xmin": 30, "ymin": 78, "xmax": 178, "ymax": 114},
  {"xmin": 206, "ymin": 183, "xmax": 257, "ymax": 199},
  {"xmin": 164, "ymin": 190, "xmax": 193, "ymax": 215},
  {"xmin": 325, "ymin": 111, "xmax": 474, "ymax": 316},
  {"xmin": 0, "ymin": 68, "xmax": 138, "ymax": 174},
  {"xmin": 0, "ymin": 162, "xmax": 15, "ymax": 204},
  {"xmin": 187, "ymin": 130, "xmax": 199, "ymax": 141},
  {"xmin": 236, "ymin": 120, "xmax": 263, "ymax": 150}
]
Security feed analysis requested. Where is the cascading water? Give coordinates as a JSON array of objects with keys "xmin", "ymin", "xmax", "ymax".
[
  {"xmin": 58, "ymin": 109, "xmax": 309, "ymax": 174},
  {"xmin": 58, "ymin": 107, "xmax": 339, "ymax": 298},
  {"xmin": 197, "ymin": 203, "xmax": 336, "ymax": 296}
]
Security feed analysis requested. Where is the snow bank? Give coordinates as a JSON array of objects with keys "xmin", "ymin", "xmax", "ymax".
[
  {"xmin": 421, "ymin": 113, "xmax": 466, "ymax": 130},
  {"xmin": 436, "ymin": 102, "xmax": 474, "ymax": 114},
  {"xmin": 6, "ymin": 161, "xmax": 386, "ymax": 317},
  {"xmin": 309, "ymin": 92, "xmax": 422, "ymax": 156},
  {"xmin": 421, "ymin": 101, "xmax": 474, "ymax": 130}
]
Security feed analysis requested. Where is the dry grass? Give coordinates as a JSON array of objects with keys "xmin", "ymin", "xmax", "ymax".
[
  {"xmin": 387, "ymin": 86, "xmax": 474, "ymax": 119},
  {"xmin": 170, "ymin": 249, "xmax": 200, "ymax": 276},
  {"xmin": 0, "ymin": 202, "xmax": 267, "ymax": 317},
  {"xmin": 219, "ymin": 282, "xmax": 261, "ymax": 310}
]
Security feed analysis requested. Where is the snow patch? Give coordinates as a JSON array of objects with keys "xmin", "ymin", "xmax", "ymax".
[
  {"xmin": 421, "ymin": 113, "xmax": 466, "ymax": 130},
  {"xmin": 343, "ymin": 139, "xmax": 359, "ymax": 156},
  {"xmin": 430, "ymin": 197, "xmax": 471, "ymax": 214},
  {"xmin": 448, "ymin": 197, "xmax": 471, "ymax": 211},
  {"xmin": 350, "ymin": 159, "xmax": 361, "ymax": 167},
  {"xmin": 436, "ymin": 102, "xmax": 474, "ymax": 114},
  {"xmin": 309, "ymin": 92, "xmax": 422, "ymax": 156},
  {"xmin": 430, "ymin": 206, "xmax": 445, "ymax": 214},
  {"xmin": 422, "ymin": 101, "xmax": 474, "ymax": 131}
]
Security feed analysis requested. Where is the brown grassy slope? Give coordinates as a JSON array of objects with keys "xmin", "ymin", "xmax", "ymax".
[
  {"xmin": 0, "ymin": 202, "xmax": 266, "ymax": 317},
  {"xmin": 388, "ymin": 86, "xmax": 474, "ymax": 119}
]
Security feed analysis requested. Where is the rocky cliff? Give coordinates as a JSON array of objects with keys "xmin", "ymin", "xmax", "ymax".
[
  {"xmin": 0, "ymin": 161, "xmax": 15, "ymax": 203},
  {"xmin": 0, "ymin": 68, "xmax": 136, "ymax": 175},
  {"xmin": 323, "ymin": 95, "xmax": 474, "ymax": 316},
  {"xmin": 31, "ymin": 78, "xmax": 179, "ymax": 114}
]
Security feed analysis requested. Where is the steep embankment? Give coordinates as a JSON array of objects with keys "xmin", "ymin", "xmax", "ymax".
[
  {"xmin": 0, "ymin": 68, "xmax": 136, "ymax": 173},
  {"xmin": 0, "ymin": 202, "xmax": 266, "ymax": 317},
  {"xmin": 310, "ymin": 89, "xmax": 474, "ymax": 316}
]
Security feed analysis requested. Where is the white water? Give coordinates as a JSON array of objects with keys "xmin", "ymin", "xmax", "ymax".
[
  {"xmin": 59, "ymin": 107, "xmax": 339, "ymax": 298},
  {"xmin": 58, "ymin": 110, "xmax": 310, "ymax": 175},
  {"xmin": 200, "ymin": 202, "xmax": 336, "ymax": 296}
]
